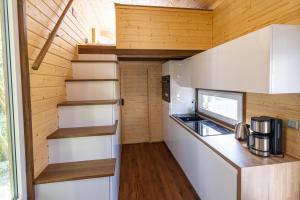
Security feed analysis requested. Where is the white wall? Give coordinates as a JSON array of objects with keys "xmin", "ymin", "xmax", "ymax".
[{"xmin": 162, "ymin": 61, "xmax": 195, "ymax": 115}]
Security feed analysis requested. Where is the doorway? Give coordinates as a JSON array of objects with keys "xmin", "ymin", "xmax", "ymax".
[{"xmin": 120, "ymin": 61, "xmax": 163, "ymax": 144}]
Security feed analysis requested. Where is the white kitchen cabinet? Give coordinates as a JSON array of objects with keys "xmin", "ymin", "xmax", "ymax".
[
  {"xmin": 162, "ymin": 62, "xmax": 195, "ymax": 115},
  {"xmin": 187, "ymin": 24, "xmax": 300, "ymax": 93},
  {"xmin": 166, "ymin": 118, "xmax": 237, "ymax": 200}
]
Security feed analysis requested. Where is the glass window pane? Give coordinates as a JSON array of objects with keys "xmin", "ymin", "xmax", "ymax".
[
  {"xmin": 0, "ymin": 22, "xmax": 11, "ymax": 200},
  {"xmin": 199, "ymin": 94, "xmax": 238, "ymax": 120},
  {"xmin": 0, "ymin": 1, "xmax": 16, "ymax": 199},
  {"xmin": 197, "ymin": 90, "xmax": 244, "ymax": 125}
]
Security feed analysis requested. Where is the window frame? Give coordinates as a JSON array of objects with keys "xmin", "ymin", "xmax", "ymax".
[
  {"xmin": 0, "ymin": 0, "xmax": 28, "ymax": 199},
  {"xmin": 195, "ymin": 89, "xmax": 245, "ymax": 129}
]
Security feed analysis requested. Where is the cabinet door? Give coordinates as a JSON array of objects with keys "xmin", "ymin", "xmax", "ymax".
[
  {"xmin": 213, "ymin": 28, "xmax": 271, "ymax": 93},
  {"xmin": 190, "ymin": 50, "xmax": 214, "ymax": 90},
  {"xmin": 193, "ymin": 138, "xmax": 237, "ymax": 200},
  {"xmin": 168, "ymin": 119, "xmax": 238, "ymax": 200}
]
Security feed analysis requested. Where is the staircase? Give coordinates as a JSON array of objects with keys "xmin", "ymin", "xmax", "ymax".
[{"xmin": 34, "ymin": 52, "xmax": 121, "ymax": 200}]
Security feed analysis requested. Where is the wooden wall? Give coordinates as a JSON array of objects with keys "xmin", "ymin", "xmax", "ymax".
[
  {"xmin": 213, "ymin": 0, "xmax": 300, "ymax": 158},
  {"xmin": 26, "ymin": 0, "xmax": 93, "ymax": 178},
  {"xmin": 116, "ymin": 4, "xmax": 213, "ymax": 50},
  {"xmin": 213, "ymin": 0, "xmax": 300, "ymax": 46},
  {"xmin": 120, "ymin": 61, "xmax": 163, "ymax": 144}
]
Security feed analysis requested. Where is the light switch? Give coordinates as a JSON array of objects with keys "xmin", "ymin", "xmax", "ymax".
[{"xmin": 288, "ymin": 119, "xmax": 299, "ymax": 130}]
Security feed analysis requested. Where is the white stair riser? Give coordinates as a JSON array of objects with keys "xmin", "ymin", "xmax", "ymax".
[
  {"xmin": 66, "ymin": 82, "xmax": 116, "ymax": 101},
  {"xmin": 77, "ymin": 54, "xmax": 117, "ymax": 61},
  {"xmin": 72, "ymin": 62, "xmax": 117, "ymax": 79},
  {"xmin": 58, "ymin": 105, "xmax": 114, "ymax": 128},
  {"xmin": 35, "ymin": 178, "xmax": 110, "ymax": 200},
  {"xmin": 48, "ymin": 136, "xmax": 112, "ymax": 164}
]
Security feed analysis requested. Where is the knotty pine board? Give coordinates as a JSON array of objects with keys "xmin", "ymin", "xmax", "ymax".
[
  {"xmin": 120, "ymin": 61, "xmax": 163, "ymax": 144},
  {"xmin": 116, "ymin": 4, "xmax": 213, "ymax": 50},
  {"xmin": 212, "ymin": 0, "xmax": 300, "ymax": 159},
  {"xmin": 213, "ymin": 0, "xmax": 300, "ymax": 46},
  {"xmin": 26, "ymin": 0, "xmax": 94, "ymax": 178}
]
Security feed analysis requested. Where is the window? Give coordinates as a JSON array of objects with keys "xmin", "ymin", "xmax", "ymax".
[
  {"xmin": 0, "ymin": 0, "xmax": 20, "ymax": 199},
  {"xmin": 196, "ymin": 89, "xmax": 244, "ymax": 126}
]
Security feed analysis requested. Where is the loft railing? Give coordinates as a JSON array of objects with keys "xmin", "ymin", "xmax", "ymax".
[{"xmin": 32, "ymin": 0, "xmax": 74, "ymax": 70}]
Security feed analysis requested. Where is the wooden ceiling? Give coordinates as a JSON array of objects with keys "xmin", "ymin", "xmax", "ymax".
[{"xmin": 114, "ymin": 0, "xmax": 223, "ymax": 9}]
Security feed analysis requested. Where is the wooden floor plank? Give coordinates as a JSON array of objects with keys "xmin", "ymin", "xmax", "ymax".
[
  {"xmin": 34, "ymin": 159, "xmax": 116, "ymax": 184},
  {"xmin": 57, "ymin": 99, "xmax": 119, "ymax": 106},
  {"xmin": 119, "ymin": 142, "xmax": 200, "ymax": 200},
  {"xmin": 47, "ymin": 121, "xmax": 118, "ymax": 139}
]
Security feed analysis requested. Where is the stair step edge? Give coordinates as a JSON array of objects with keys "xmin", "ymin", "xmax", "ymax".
[
  {"xmin": 57, "ymin": 100, "xmax": 119, "ymax": 107},
  {"xmin": 34, "ymin": 158, "xmax": 116, "ymax": 184},
  {"xmin": 47, "ymin": 121, "xmax": 118, "ymax": 139},
  {"xmin": 65, "ymin": 78, "xmax": 119, "ymax": 82}
]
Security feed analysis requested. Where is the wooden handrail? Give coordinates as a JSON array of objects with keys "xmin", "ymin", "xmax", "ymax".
[{"xmin": 32, "ymin": 0, "xmax": 74, "ymax": 70}]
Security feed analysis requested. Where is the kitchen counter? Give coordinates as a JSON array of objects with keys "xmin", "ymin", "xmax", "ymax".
[{"xmin": 170, "ymin": 115, "xmax": 299, "ymax": 170}]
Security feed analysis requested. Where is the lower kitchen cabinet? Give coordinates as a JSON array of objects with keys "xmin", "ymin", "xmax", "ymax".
[
  {"xmin": 164, "ymin": 116, "xmax": 300, "ymax": 200},
  {"xmin": 165, "ymin": 117, "xmax": 237, "ymax": 200}
]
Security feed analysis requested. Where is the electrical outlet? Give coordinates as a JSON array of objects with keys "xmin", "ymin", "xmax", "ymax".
[{"xmin": 288, "ymin": 119, "xmax": 299, "ymax": 130}]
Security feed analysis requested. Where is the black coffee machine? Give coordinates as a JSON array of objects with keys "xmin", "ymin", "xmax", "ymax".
[{"xmin": 248, "ymin": 116, "xmax": 283, "ymax": 157}]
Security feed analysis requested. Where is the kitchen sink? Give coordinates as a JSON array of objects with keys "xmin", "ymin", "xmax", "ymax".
[{"xmin": 174, "ymin": 114, "xmax": 203, "ymax": 122}]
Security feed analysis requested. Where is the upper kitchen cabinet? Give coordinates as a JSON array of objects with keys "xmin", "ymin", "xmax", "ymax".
[
  {"xmin": 115, "ymin": 4, "xmax": 212, "ymax": 50},
  {"xmin": 188, "ymin": 24, "xmax": 300, "ymax": 94}
]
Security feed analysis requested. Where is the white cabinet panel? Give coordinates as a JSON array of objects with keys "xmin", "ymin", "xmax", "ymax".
[
  {"xmin": 66, "ymin": 81, "xmax": 116, "ymax": 101},
  {"xmin": 271, "ymin": 25, "xmax": 300, "ymax": 93},
  {"xmin": 58, "ymin": 105, "xmax": 114, "ymax": 128},
  {"xmin": 48, "ymin": 136, "xmax": 112, "ymax": 164},
  {"xmin": 35, "ymin": 178, "xmax": 110, "ymax": 200},
  {"xmin": 165, "ymin": 119, "xmax": 237, "ymax": 200},
  {"xmin": 188, "ymin": 24, "xmax": 300, "ymax": 94},
  {"xmin": 72, "ymin": 62, "xmax": 117, "ymax": 79}
]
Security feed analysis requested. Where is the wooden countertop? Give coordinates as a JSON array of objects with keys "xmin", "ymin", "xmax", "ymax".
[{"xmin": 170, "ymin": 116, "xmax": 299, "ymax": 170}]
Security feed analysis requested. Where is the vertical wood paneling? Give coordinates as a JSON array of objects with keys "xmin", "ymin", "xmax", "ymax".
[
  {"xmin": 26, "ymin": 0, "xmax": 92, "ymax": 177},
  {"xmin": 120, "ymin": 61, "xmax": 163, "ymax": 144},
  {"xmin": 116, "ymin": 4, "xmax": 213, "ymax": 50},
  {"xmin": 120, "ymin": 62, "xmax": 150, "ymax": 144},
  {"xmin": 148, "ymin": 63, "xmax": 163, "ymax": 142},
  {"xmin": 213, "ymin": 0, "xmax": 300, "ymax": 159}
]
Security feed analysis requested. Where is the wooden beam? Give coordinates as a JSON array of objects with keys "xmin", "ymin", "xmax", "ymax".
[
  {"xmin": 16, "ymin": 0, "xmax": 35, "ymax": 199},
  {"xmin": 77, "ymin": 45, "xmax": 202, "ymax": 61}
]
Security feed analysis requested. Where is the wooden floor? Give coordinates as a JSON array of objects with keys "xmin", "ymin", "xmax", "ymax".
[{"xmin": 119, "ymin": 142, "xmax": 200, "ymax": 200}]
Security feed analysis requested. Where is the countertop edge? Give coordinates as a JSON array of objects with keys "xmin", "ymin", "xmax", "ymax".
[{"xmin": 169, "ymin": 115, "xmax": 300, "ymax": 170}]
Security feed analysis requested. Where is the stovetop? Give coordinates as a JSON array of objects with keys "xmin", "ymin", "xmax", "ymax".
[{"xmin": 173, "ymin": 114, "xmax": 233, "ymax": 137}]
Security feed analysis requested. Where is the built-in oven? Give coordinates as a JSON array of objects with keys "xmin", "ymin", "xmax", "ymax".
[{"xmin": 162, "ymin": 75, "xmax": 170, "ymax": 102}]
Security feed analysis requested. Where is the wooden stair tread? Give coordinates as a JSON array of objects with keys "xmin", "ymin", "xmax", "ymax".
[
  {"xmin": 71, "ymin": 59, "xmax": 118, "ymax": 63},
  {"xmin": 57, "ymin": 100, "xmax": 119, "ymax": 107},
  {"xmin": 65, "ymin": 78, "xmax": 119, "ymax": 82},
  {"xmin": 34, "ymin": 159, "xmax": 116, "ymax": 184},
  {"xmin": 47, "ymin": 121, "xmax": 118, "ymax": 139}
]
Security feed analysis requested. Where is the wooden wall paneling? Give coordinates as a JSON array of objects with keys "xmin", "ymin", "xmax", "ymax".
[
  {"xmin": 120, "ymin": 62, "xmax": 150, "ymax": 144},
  {"xmin": 213, "ymin": 0, "xmax": 300, "ymax": 46},
  {"xmin": 116, "ymin": 4, "xmax": 213, "ymax": 50},
  {"xmin": 212, "ymin": 0, "xmax": 300, "ymax": 159},
  {"xmin": 120, "ymin": 61, "xmax": 163, "ymax": 144},
  {"xmin": 241, "ymin": 162, "xmax": 300, "ymax": 200},
  {"xmin": 25, "ymin": 0, "xmax": 91, "ymax": 178},
  {"xmin": 148, "ymin": 62, "xmax": 163, "ymax": 142}
]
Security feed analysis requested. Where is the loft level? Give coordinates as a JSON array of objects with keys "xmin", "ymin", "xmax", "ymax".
[{"xmin": 77, "ymin": 45, "xmax": 202, "ymax": 61}]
